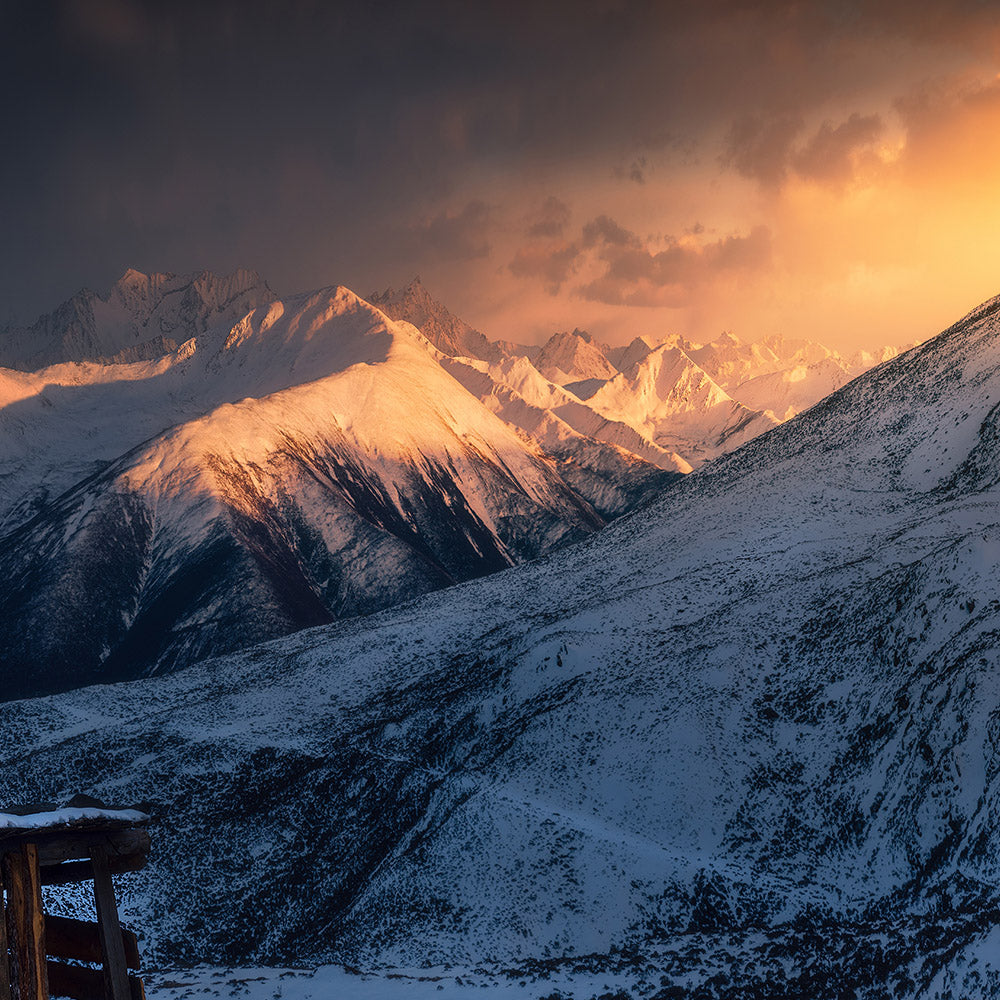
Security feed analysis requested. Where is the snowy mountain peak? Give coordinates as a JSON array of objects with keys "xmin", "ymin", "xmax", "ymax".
[
  {"xmin": 610, "ymin": 334, "xmax": 658, "ymax": 373},
  {"xmin": 369, "ymin": 278, "xmax": 502, "ymax": 362},
  {"xmin": 215, "ymin": 285, "xmax": 398, "ymax": 380},
  {"xmin": 0, "ymin": 267, "xmax": 276, "ymax": 370},
  {"xmin": 534, "ymin": 328, "xmax": 618, "ymax": 385},
  {"xmin": 116, "ymin": 266, "xmax": 148, "ymax": 286},
  {"xmin": 585, "ymin": 343, "xmax": 778, "ymax": 464},
  {"xmin": 1, "ymin": 281, "xmax": 681, "ymax": 697}
]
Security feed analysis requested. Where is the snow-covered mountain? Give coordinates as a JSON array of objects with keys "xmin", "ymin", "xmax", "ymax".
[
  {"xmin": 304, "ymin": 279, "xmax": 898, "ymax": 471},
  {"xmin": 369, "ymin": 278, "xmax": 536, "ymax": 363},
  {"xmin": 0, "ymin": 268, "xmax": 275, "ymax": 370},
  {"xmin": 439, "ymin": 354, "xmax": 692, "ymax": 477},
  {"xmin": 370, "ymin": 279, "xmax": 505, "ymax": 363},
  {"xmin": 528, "ymin": 327, "xmax": 903, "ymax": 466},
  {"xmin": 604, "ymin": 333, "xmax": 658, "ymax": 373},
  {"xmin": 0, "ymin": 284, "xmax": 676, "ymax": 699},
  {"xmin": 727, "ymin": 354, "xmax": 861, "ymax": 421},
  {"xmin": 687, "ymin": 330, "xmax": 907, "ymax": 423},
  {"xmin": 685, "ymin": 330, "xmax": 830, "ymax": 389},
  {"xmin": 4, "ymin": 292, "xmax": 1000, "ymax": 996},
  {"xmin": 532, "ymin": 328, "xmax": 620, "ymax": 385},
  {"xmin": 581, "ymin": 343, "xmax": 779, "ymax": 463},
  {"xmin": 0, "ymin": 269, "xmax": 904, "ymax": 699}
]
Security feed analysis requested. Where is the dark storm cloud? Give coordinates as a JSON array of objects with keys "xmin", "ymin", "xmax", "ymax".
[
  {"xmin": 793, "ymin": 113, "xmax": 884, "ymax": 185},
  {"xmin": 510, "ymin": 214, "xmax": 772, "ymax": 306},
  {"xmin": 3, "ymin": 0, "xmax": 1000, "ymax": 322},
  {"xmin": 509, "ymin": 240, "xmax": 580, "ymax": 294},
  {"xmin": 526, "ymin": 197, "xmax": 571, "ymax": 238},
  {"xmin": 408, "ymin": 200, "xmax": 493, "ymax": 261},
  {"xmin": 581, "ymin": 215, "xmax": 641, "ymax": 249},
  {"xmin": 577, "ymin": 221, "xmax": 773, "ymax": 308},
  {"xmin": 722, "ymin": 115, "xmax": 805, "ymax": 187},
  {"xmin": 722, "ymin": 111, "xmax": 885, "ymax": 188}
]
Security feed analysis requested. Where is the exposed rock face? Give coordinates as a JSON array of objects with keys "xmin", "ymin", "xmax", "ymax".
[{"xmin": 369, "ymin": 277, "xmax": 503, "ymax": 363}]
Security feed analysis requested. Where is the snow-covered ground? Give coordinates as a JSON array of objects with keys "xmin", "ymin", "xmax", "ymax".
[
  {"xmin": 146, "ymin": 964, "xmax": 647, "ymax": 1000},
  {"xmin": 143, "ymin": 929, "xmax": 1000, "ymax": 1000}
]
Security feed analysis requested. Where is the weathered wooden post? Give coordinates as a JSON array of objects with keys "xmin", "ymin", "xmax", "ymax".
[{"xmin": 0, "ymin": 799, "xmax": 151, "ymax": 1000}]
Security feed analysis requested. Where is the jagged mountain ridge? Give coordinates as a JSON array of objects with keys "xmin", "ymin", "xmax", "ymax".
[
  {"xmin": 0, "ymin": 268, "xmax": 275, "ymax": 370},
  {"xmin": 1, "ymin": 270, "xmax": 903, "ymax": 474},
  {"xmin": 2, "ymin": 293, "xmax": 1000, "ymax": 996},
  {"xmin": 583, "ymin": 343, "xmax": 780, "ymax": 463},
  {"xmin": 371, "ymin": 278, "xmax": 535, "ymax": 362},
  {"xmin": 0, "ymin": 286, "xmax": 674, "ymax": 699},
  {"xmin": 0, "ymin": 268, "xmax": 902, "ymax": 703},
  {"xmin": 365, "ymin": 286, "xmax": 888, "ymax": 468},
  {"xmin": 439, "ymin": 353, "xmax": 692, "ymax": 475}
]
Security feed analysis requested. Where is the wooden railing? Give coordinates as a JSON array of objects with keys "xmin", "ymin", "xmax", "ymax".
[{"xmin": 0, "ymin": 817, "xmax": 151, "ymax": 1000}]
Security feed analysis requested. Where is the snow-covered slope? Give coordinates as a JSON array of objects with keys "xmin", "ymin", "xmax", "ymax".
[
  {"xmin": 727, "ymin": 354, "xmax": 859, "ymax": 420},
  {"xmin": 6, "ymin": 295, "xmax": 1000, "ymax": 996},
  {"xmin": 0, "ymin": 342, "xmax": 203, "ymax": 529},
  {"xmin": 0, "ymin": 287, "xmax": 678, "ymax": 698},
  {"xmin": 584, "ymin": 344, "xmax": 778, "ymax": 464},
  {"xmin": 0, "ymin": 268, "xmax": 275, "ymax": 370},
  {"xmin": 532, "ymin": 329, "xmax": 620, "ymax": 385},
  {"xmin": 369, "ymin": 279, "xmax": 504, "ymax": 363},
  {"xmin": 440, "ymin": 354, "xmax": 691, "ymax": 477}
]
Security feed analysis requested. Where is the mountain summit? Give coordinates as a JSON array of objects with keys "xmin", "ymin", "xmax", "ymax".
[
  {"xmin": 369, "ymin": 277, "xmax": 504, "ymax": 362},
  {"xmin": 0, "ymin": 268, "xmax": 275, "ymax": 370},
  {"xmin": 0, "ymin": 284, "xmax": 672, "ymax": 698}
]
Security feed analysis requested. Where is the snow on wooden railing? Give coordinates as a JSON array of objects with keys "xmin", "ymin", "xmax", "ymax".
[{"xmin": 0, "ymin": 796, "xmax": 151, "ymax": 1000}]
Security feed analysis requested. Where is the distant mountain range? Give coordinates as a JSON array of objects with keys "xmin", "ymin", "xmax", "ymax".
[
  {"xmin": 0, "ymin": 280, "xmax": 675, "ymax": 698},
  {"xmin": 4, "ymin": 286, "xmax": 999, "ymax": 998},
  {"xmin": 0, "ymin": 269, "xmax": 901, "ymax": 698},
  {"xmin": 374, "ymin": 277, "xmax": 905, "ymax": 466},
  {"xmin": 0, "ymin": 268, "xmax": 276, "ymax": 369}
]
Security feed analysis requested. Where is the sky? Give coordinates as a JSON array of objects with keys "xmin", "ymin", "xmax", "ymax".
[{"xmin": 5, "ymin": 0, "xmax": 1000, "ymax": 350}]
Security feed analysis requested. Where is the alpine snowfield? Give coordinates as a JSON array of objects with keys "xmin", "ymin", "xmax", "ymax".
[{"xmin": 2, "ymin": 292, "xmax": 999, "ymax": 997}]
